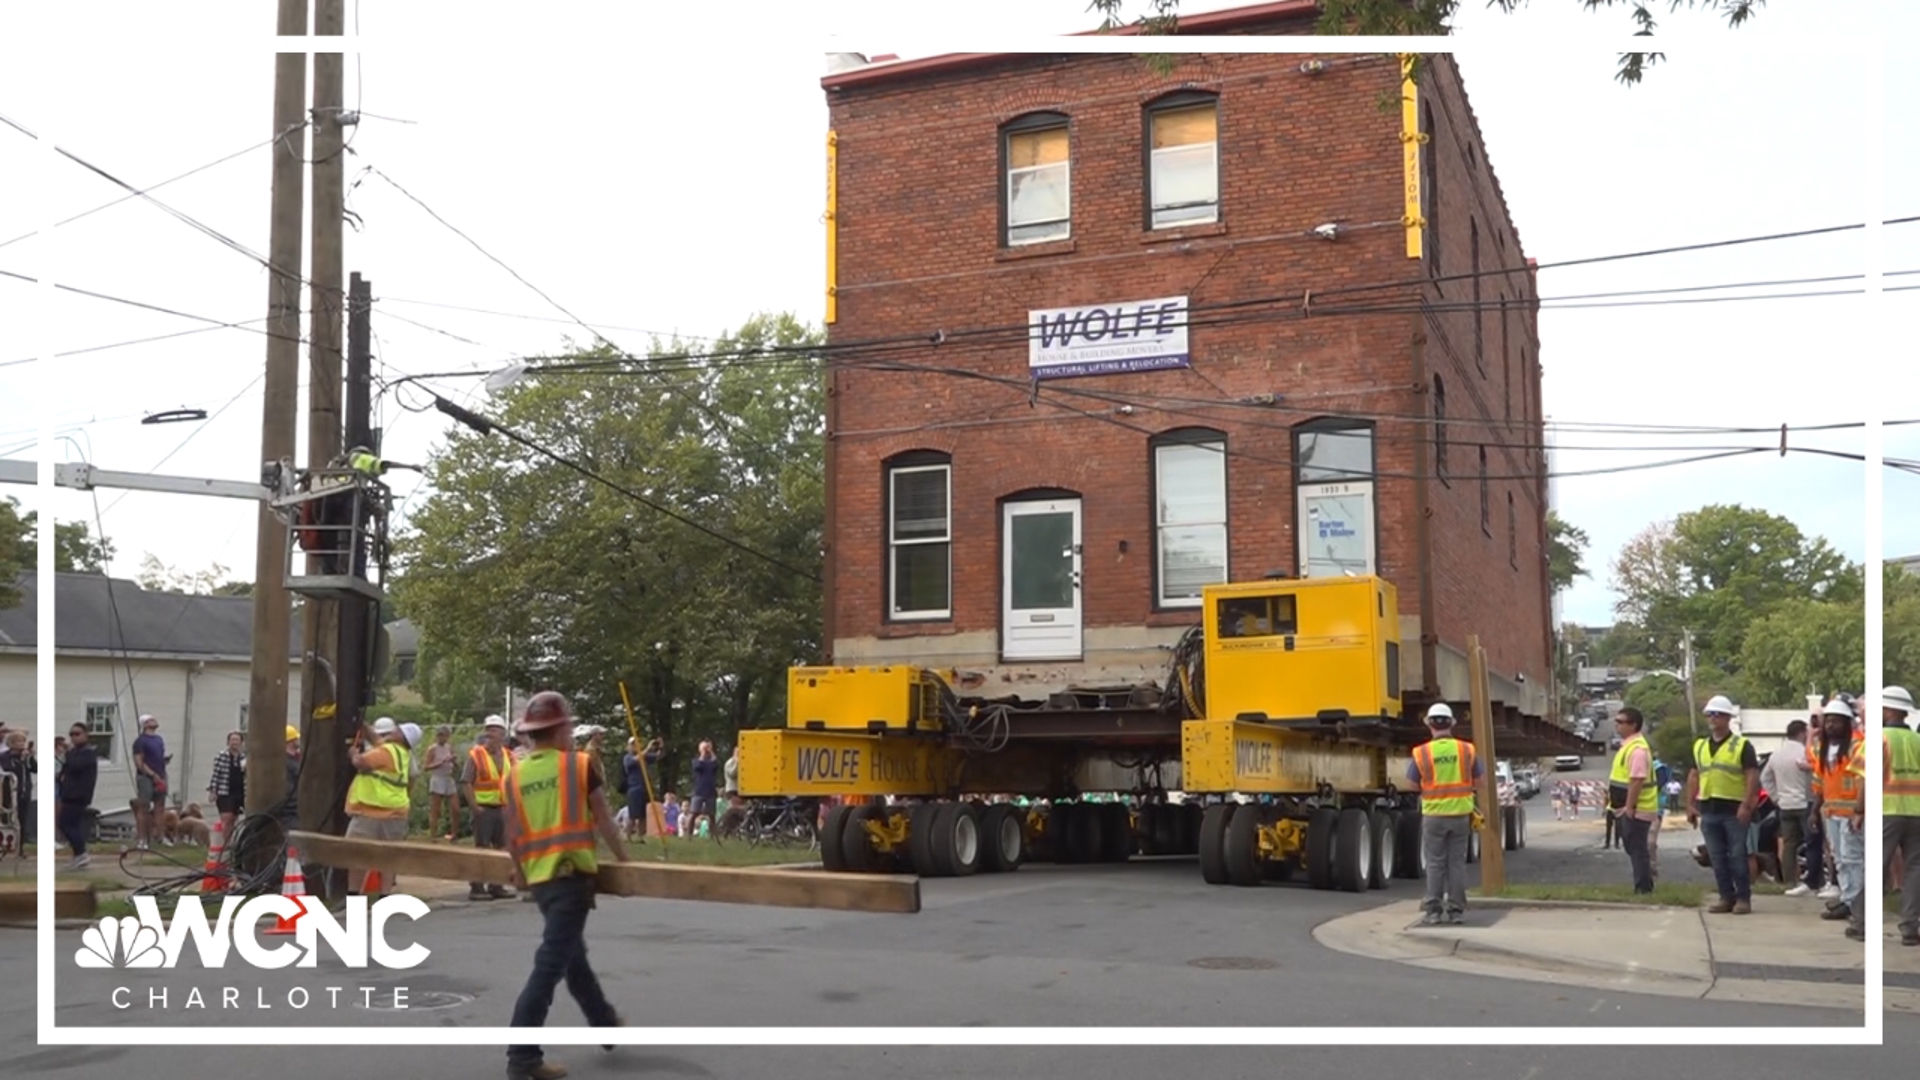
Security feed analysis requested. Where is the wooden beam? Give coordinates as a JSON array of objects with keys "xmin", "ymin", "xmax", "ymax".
[
  {"xmin": 0, "ymin": 881, "xmax": 98, "ymax": 923},
  {"xmin": 288, "ymin": 833, "xmax": 920, "ymax": 914},
  {"xmin": 1466, "ymin": 636, "xmax": 1508, "ymax": 891}
]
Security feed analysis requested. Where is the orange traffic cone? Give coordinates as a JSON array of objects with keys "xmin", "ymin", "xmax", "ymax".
[
  {"xmin": 264, "ymin": 847, "xmax": 308, "ymax": 936},
  {"xmin": 200, "ymin": 819, "xmax": 226, "ymax": 894},
  {"xmin": 363, "ymin": 869, "xmax": 384, "ymax": 897}
]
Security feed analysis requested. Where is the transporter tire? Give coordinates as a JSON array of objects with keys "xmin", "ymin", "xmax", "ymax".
[
  {"xmin": 1517, "ymin": 805, "xmax": 1528, "ymax": 849},
  {"xmin": 1180, "ymin": 804, "xmax": 1203, "ymax": 855},
  {"xmin": 840, "ymin": 803, "xmax": 886, "ymax": 874},
  {"xmin": 1393, "ymin": 810, "xmax": 1423, "ymax": 879},
  {"xmin": 1050, "ymin": 803, "xmax": 1080, "ymax": 864},
  {"xmin": 1068, "ymin": 803, "xmax": 1106, "ymax": 864},
  {"xmin": 1368, "ymin": 809, "xmax": 1394, "ymax": 890},
  {"xmin": 819, "ymin": 806, "xmax": 853, "ymax": 873},
  {"xmin": 1224, "ymin": 802, "xmax": 1263, "ymax": 887},
  {"xmin": 1333, "ymin": 807, "xmax": 1371, "ymax": 894},
  {"xmin": 932, "ymin": 801, "xmax": 983, "ymax": 877},
  {"xmin": 1150, "ymin": 804, "xmax": 1179, "ymax": 856},
  {"xmin": 1101, "ymin": 803, "xmax": 1134, "ymax": 863},
  {"xmin": 1198, "ymin": 803, "xmax": 1236, "ymax": 885},
  {"xmin": 1503, "ymin": 805, "xmax": 1519, "ymax": 852},
  {"xmin": 980, "ymin": 803, "xmax": 1025, "ymax": 873},
  {"xmin": 909, "ymin": 802, "xmax": 943, "ymax": 877},
  {"xmin": 1466, "ymin": 824, "xmax": 1480, "ymax": 865},
  {"xmin": 1306, "ymin": 807, "xmax": 1339, "ymax": 890}
]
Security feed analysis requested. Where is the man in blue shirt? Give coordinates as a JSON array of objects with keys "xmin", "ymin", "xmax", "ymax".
[
  {"xmin": 130, "ymin": 715, "xmax": 170, "ymax": 850},
  {"xmin": 689, "ymin": 740, "xmax": 721, "ymax": 834}
]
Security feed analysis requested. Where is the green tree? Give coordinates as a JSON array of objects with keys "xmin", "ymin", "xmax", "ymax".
[
  {"xmin": 1089, "ymin": 0, "xmax": 1762, "ymax": 84},
  {"xmin": 1739, "ymin": 597, "xmax": 1864, "ymax": 707},
  {"xmin": 0, "ymin": 500, "xmax": 114, "ymax": 607},
  {"xmin": 1610, "ymin": 505, "xmax": 1851, "ymax": 673},
  {"xmin": 1886, "ymin": 563, "xmax": 1920, "ymax": 687},
  {"xmin": 52, "ymin": 520, "xmax": 113, "ymax": 573},
  {"xmin": 1547, "ymin": 511, "xmax": 1589, "ymax": 596},
  {"xmin": 394, "ymin": 313, "xmax": 824, "ymax": 784},
  {"xmin": 0, "ymin": 497, "xmax": 27, "ymax": 607}
]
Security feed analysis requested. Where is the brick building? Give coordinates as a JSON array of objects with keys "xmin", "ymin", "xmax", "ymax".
[{"xmin": 819, "ymin": 2, "xmax": 1553, "ymax": 723}]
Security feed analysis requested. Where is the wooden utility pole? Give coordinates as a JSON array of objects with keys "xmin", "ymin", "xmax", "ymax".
[
  {"xmin": 295, "ymin": 0, "xmax": 346, "ymax": 817},
  {"xmin": 1467, "ymin": 635, "xmax": 1507, "ymax": 891},
  {"xmin": 245, "ymin": 0, "xmax": 310, "ymax": 814}
]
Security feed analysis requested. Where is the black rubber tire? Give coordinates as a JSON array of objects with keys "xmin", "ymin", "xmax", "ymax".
[
  {"xmin": 1333, "ymin": 807, "xmax": 1370, "ymax": 893},
  {"xmin": 840, "ymin": 804, "xmax": 884, "ymax": 874},
  {"xmin": 1102, "ymin": 803, "xmax": 1134, "ymax": 863},
  {"xmin": 908, "ymin": 802, "xmax": 942, "ymax": 876},
  {"xmin": 979, "ymin": 804, "xmax": 1025, "ymax": 873},
  {"xmin": 1069, "ymin": 803, "xmax": 1105, "ymax": 863},
  {"xmin": 1517, "ymin": 805, "xmax": 1528, "ymax": 850},
  {"xmin": 1394, "ymin": 809, "xmax": 1423, "ymax": 879},
  {"xmin": 1466, "ymin": 823, "xmax": 1480, "ymax": 865},
  {"xmin": 819, "ymin": 806, "xmax": 852, "ymax": 873},
  {"xmin": 1050, "ymin": 803, "xmax": 1080, "ymax": 864},
  {"xmin": 1198, "ymin": 803, "xmax": 1236, "ymax": 885},
  {"xmin": 1224, "ymin": 802, "xmax": 1263, "ymax": 887},
  {"xmin": 1306, "ymin": 807, "xmax": 1338, "ymax": 890},
  {"xmin": 933, "ymin": 801, "xmax": 983, "ymax": 877},
  {"xmin": 1503, "ymin": 805, "xmax": 1519, "ymax": 852},
  {"xmin": 1367, "ymin": 809, "xmax": 1394, "ymax": 890},
  {"xmin": 1150, "ymin": 805, "xmax": 1179, "ymax": 855}
]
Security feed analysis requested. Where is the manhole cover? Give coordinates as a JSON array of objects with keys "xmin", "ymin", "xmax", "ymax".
[
  {"xmin": 1187, "ymin": 956, "xmax": 1279, "ymax": 971},
  {"xmin": 360, "ymin": 990, "xmax": 475, "ymax": 1011}
]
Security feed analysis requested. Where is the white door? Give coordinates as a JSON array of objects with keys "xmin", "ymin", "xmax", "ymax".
[
  {"xmin": 1002, "ymin": 498, "xmax": 1083, "ymax": 661},
  {"xmin": 1298, "ymin": 482, "xmax": 1376, "ymax": 579}
]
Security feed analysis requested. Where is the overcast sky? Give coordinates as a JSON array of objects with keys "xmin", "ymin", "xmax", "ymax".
[{"xmin": 0, "ymin": 0, "xmax": 1910, "ymax": 631}]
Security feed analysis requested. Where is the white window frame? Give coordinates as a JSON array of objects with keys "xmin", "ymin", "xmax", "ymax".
[
  {"xmin": 1148, "ymin": 101, "xmax": 1220, "ymax": 230},
  {"xmin": 888, "ymin": 463, "xmax": 953, "ymax": 620},
  {"xmin": 82, "ymin": 699, "xmax": 120, "ymax": 763},
  {"xmin": 1005, "ymin": 125, "xmax": 1071, "ymax": 246},
  {"xmin": 1154, "ymin": 438, "xmax": 1228, "ymax": 608}
]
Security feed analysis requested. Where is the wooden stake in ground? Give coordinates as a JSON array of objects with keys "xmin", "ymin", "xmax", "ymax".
[{"xmin": 1466, "ymin": 635, "xmax": 1508, "ymax": 892}]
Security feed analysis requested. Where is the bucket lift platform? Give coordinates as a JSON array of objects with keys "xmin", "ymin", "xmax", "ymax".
[{"xmin": 268, "ymin": 461, "xmax": 392, "ymax": 605}]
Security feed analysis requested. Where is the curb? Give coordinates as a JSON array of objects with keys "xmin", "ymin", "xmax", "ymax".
[
  {"xmin": 1444, "ymin": 933, "xmax": 1712, "ymax": 991},
  {"xmin": 1466, "ymin": 896, "xmax": 1700, "ymax": 913}
]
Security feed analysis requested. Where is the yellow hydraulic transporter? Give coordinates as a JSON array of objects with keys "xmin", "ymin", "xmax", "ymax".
[{"xmin": 736, "ymin": 574, "xmax": 1513, "ymax": 885}]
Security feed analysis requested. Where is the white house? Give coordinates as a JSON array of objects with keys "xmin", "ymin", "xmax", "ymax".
[{"xmin": 0, "ymin": 572, "xmax": 303, "ymax": 820}]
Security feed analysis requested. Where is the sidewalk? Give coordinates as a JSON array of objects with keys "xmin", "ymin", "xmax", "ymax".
[{"xmin": 1315, "ymin": 890, "xmax": 1913, "ymax": 1012}]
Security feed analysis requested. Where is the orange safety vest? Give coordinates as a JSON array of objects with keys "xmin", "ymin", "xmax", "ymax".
[
  {"xmin": 469, "ymin": 744, "xmax": 510, "ymax": 806},
  {"xmin": 1412, "ymin": 737, "xmax": 1477, "ymax": 816},
  {"xmin": 1809, "ymin": 739, "xmax": 1863, "ymax": 816},
  {"xmin": 503, "ymin": 749, "xmax": 598, "ymax": 886}
]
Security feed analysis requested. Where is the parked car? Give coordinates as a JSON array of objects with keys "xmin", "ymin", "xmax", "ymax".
[
  {"xmin": 1554, "ymin": 753, "xmax": 1584, "ymax": 771},
  {"xmin": 1515, "ymin": 767, "xmax": 1541, "ymax": 798}
]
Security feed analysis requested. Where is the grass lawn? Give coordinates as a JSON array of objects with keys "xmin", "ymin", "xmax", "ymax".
[
  {"xmin": 632, "ymin": 837, "xmax": 820, "ymax": 868},
  {"xmin": 1471, "ymin": 881, "xmax": 1711, "ymax": 907}
]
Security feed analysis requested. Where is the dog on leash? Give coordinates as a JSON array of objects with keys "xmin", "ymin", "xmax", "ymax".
[{"xmin": 161, "ymin": 803, "xmax": 211, "ymax": 847}]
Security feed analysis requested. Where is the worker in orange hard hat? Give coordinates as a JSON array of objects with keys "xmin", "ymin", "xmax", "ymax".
[{"xmin": 503, "ymin": 691, "xmax": 630, "ymax": 1080}]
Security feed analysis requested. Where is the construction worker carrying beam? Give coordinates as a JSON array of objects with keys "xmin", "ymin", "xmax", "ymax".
[
  {"xmin": 503, "ymin": 691, "xmax": 630, "ymax": 1080},
  {"xmin": 1408, "ymin": 703, "xmax": 1481, "ymax": 926},
  {"xmin": 343, "ymin": 716, "xmax": 411, "ymax": 896}
]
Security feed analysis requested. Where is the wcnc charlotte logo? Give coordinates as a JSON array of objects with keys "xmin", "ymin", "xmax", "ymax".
[
  {"xmin": 74, "ymin": 895, "xmax": 432, "ymax": 969},
  {"xmin": 73, "ymin": 894, "xmax": 432, "ymax": 1011}
]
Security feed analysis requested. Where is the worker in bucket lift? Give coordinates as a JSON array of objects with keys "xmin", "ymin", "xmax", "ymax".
[
  {"xmin": 503, "ymin": 690, "xmax": 630, "ymax": 1080},
  {"xmin": 1407, "ymin": 703, "xmax": 1482, "ymax": 925}
]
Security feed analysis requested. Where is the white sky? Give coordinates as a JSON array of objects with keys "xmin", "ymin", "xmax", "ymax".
[{"xmin": 0, "ymin": 0, "xmax": 1911, "ymax": 631}]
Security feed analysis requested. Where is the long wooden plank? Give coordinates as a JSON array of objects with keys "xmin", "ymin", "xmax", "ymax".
[
  {"xmin": 288, "ymin": 832, "xmax": 920, "ymax": 914},
  {"xmin": 0, "ymin": 881, "xmax": 98, "ymax": 922}
]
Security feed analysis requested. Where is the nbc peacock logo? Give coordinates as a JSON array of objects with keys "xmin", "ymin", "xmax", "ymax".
[{"xmin": 75, "ymin": 915, "xmax": 168, "ymax": 969}]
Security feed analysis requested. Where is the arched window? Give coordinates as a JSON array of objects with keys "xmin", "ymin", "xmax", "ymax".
[
  {"xmin": 1002, "ymin": 112, "xmax": 1071, "ymax": 246},
  {"xmin": 1144, "ymin": 91, "xmax": 1219, "ymax": 229},
  {"xmin": 1150, "ymin": 427, "xmax": 1228, "ymax": 607},
  {"xmin": 884, "ymin": 450, "xmax": 952, "ymax": 619}
]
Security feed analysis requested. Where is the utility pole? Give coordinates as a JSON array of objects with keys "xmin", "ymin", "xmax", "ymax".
[
  {"xmin": 295, "ymin": 0, "xmax": 347, "ymax": 824},
  {"xmin": 1681, "ymin": 629, "xmax": 1700, "ymax": 738},
  {"xmin": 245, "ymin": 0, "xmax": 310, "ymax": 814}
]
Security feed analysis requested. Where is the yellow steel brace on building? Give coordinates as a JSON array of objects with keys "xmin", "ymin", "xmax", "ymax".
[
  {"xmin": 1400, "ymin": 55, "xmax": 1427, "ymax": 260},
  {"xmin": 825, "ymin": 129, "xmax": 839, "ymax": 324}
]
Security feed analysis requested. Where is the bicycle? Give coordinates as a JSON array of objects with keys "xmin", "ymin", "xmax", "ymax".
[{"xmin": 740, "ymin": 797, "xmax": 818, "ymax": 851}]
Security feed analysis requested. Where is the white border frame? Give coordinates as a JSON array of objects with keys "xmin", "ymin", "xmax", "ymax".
[{"xmin": 26, "ymin": 24, "xmax": 1882, "ymax": 1048}]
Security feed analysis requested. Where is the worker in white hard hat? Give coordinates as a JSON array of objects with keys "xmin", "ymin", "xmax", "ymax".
[
  {"xmin": 343, "ymin": 716, "xmax": 413, "ymax": 896},
  {"xmin": 1685, "ymin": 694, "xmax": 1760, "ymax": 915},
  {"xmin": 460, "ymin": 715, "xmax": 518, "ymax": 902},
  {"xmin": 1884, "ymin": 686, "xmax": 1920, "ymax": 945},
  {"xmin": 1808, "ymin": 697, "xmax": 1864, "ymax": 933},
  {"xmin": 1406, "ymin": 702, "xmax": 1482, "ymax": 925}
]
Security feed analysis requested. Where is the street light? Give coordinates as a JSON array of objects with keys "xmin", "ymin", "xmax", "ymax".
[{"xmin": 484, "ymin": 362, "xmax": 529, "ymax": 392}]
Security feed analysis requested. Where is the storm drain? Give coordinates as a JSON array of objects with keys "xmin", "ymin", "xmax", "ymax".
[
  {"xmin": 1187, "ymin": 957, "xmax": 1280, "ymax": 971},
  {"xmin": 359, "ymin": 990, "xmax": 476, "ymax": 1011}
]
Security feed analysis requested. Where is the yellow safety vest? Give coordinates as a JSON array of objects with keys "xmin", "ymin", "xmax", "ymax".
[
  {"xmin": 349, "ymin": 451, "xmax": 381, "ymax": 474},
  {"xmin": 1888, "ymin": 727, "xmax": 1920, "ymax": 817},
  {"xmin": 469, "ymin": 744, "xmax": 510, "ymax": 807},
  {"xmin": 505, "ymin": 749, "xmax": 598, "ymax": 886},
  {"xmin": 1609, "ymin": 734, "xmax": 1660, "ymax": 814},
  {"xmin": 347, "ymin": 743, "xmax": 411, "ymax": 811},
  {"xmin": 1413, "ymin": 737, "xmax": 1476, "ymax": 816},
  {"xmin": 1693, "ymin": 734, "xmax": 1749, "ymax": 802}
]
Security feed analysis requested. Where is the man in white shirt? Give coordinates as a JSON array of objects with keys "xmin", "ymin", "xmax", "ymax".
[{"xmin": 1761, "ymin": 718, "xmax": 1817, "ymax": 895}]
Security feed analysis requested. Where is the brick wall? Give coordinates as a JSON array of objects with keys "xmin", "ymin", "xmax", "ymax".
[{"xmin": 822, "ymin": 38, "xmax": 1550, "ymax": 707}]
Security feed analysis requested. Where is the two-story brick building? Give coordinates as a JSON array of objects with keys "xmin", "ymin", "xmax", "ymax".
[{"xmin": 819, "ymin": 2, "xmax": 1554, "ymax": 728}]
